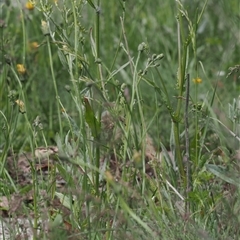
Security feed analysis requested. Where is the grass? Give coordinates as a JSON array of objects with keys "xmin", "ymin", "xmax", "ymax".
[{"xmin": 0, "ymin": 0, "xmax": 240, "ymax": 239}]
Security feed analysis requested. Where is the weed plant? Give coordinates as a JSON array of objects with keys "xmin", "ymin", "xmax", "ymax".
[{"xmin": 0, "ymin": 0, "xmax": 240, "ymax": 239}]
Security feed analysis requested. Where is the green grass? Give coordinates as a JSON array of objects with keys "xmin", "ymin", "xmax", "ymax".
[{"xmin": 0, "ymin": 0, "xmax": 240, "ymax": 239}]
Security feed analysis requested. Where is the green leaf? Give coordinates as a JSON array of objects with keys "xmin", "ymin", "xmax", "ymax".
[
  {"xmin": 205, "ymin": 164, "xmax": 240, "ymax": 188},
  {"xmin": 55, "ymin": 192, "xmax": 72, "ymax": 209},
  {"xmin": 86, "ymin": 0, "xmax": 96, "ymax": 9},
  {"xmin": 84, "ymin": 97, "xmax": 101, "ymax": 139},
  {"xmin": 57, "ymin": 50, "xmax": 67, "ymax": 69},
  {"xmin": 51, "ymin": 213, "xmax": 63, "ymax": 227}
]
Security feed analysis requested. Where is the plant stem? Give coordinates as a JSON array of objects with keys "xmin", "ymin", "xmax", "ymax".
[
  {"xmin": 46, "ymin": 36, "xmax": 63, "ymax": 137},
  {"xmin": 94, "ymin": 0, "xmax": 102, "ymax": 195},
  {"xmin": 185, "ymin": 74, "xmax": 191, "ymax": 212}
]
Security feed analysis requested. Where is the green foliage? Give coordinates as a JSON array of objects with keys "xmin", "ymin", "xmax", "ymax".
[{"xmin": 0, "ymin": 0, "xmax": 239, "ymax": 239}]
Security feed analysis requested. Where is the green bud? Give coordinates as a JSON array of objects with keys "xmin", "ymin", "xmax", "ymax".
[
  {"xmin": 138, "ymin": 42, "xmax": 147, "ymax": 52},
  {"xmin": 8, "ymin": 90, "xmax": 17, "ymax": 104},
  {"xmin": 65, "ymin": 85, "xmax": 71, "ymax": 92},
  {"xmin": 95, "ymin": 58, "xmax": 102, "ymax": 64},
  {"xmin": 156, "ymin": 54, "xmax": 164, "ymax": 60},
  {"xmin": 152, "ymin": 54, "xmax": 157, "ymax": 60}
]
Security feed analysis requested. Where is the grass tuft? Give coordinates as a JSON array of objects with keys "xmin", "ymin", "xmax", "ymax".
[{"xmin": 0, "ymin": 0, "xmax": 239, "ymax": 239}]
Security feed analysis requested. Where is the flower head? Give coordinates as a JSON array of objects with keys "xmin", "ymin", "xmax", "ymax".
[
  {"xmin": 193, "ymin": 77, "xmax": 202, "ymax": 84},
  {"xmin": 29, "ymin": 41, "xmax": 39, "ymax": 52},
  {"xmin": 15, "ymin": 99, "xmax": 26, "ymax": 113},
  {"xmin": 25, "ymin": 1, "xmax": 35, "ymax": 10},
  {"xmin": 16, "ymin": 64, "xmax": 26, "ymax": 75}
]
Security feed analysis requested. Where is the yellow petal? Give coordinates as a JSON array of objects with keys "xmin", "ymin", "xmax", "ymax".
[
  {"xmin": 193, "ymin": 77, "xmax": 202, "ymax": 84},
  {"xmin": 16, "ymin": 64, "xmax": 26, "ymax": 75},
  {"xmin": 25, "ymin": 1, "xmax": 34, "ymax": 10}
]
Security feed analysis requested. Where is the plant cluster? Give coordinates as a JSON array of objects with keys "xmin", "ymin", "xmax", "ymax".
[{"xmin": 0, "ymin": 0, "xmax": 240, "ymax": 239}]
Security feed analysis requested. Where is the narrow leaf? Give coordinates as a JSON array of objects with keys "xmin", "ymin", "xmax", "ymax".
[
  {"xmin": 86, "ymin": 0, "xmax": 96, "ymax": 9},
  {"xmin": 206, "ymin": 164, "xmax": 240, "ymax": 188},
  {"xmin": 84, "ymin": 97, "xmax": 101, "ymax": 139}
]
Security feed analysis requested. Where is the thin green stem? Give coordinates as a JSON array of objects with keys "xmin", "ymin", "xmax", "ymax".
[
  {"xmin": 184, "ymin": 74, "xmax": 191, "ymax": 212},
  {"xmin": 173, "ymin": 123, "xmax": 185, "ymax": 184},
  {"xmin": 95, "ymin": 0, "xmax": 100, "ymax": 61},
  {"xmin": 71, "ymin": 0, "xmax": 79, "ymax": 79},
  {"xmin": 172, "ymin": 5, "xmax": 191, "ymax": 185},
  {"xmin": 135, "ymin": 79, "xmax": 147, "ymax": 194},
  {"xmin": 46, "ymin": 36, "xmax": 63, "ymax": 136},
  {"xmin": 122, "ymin": 51, "xmax": 141, "ymax": 165},
  {"xmin": 94, "ymin": 0, "xmax": 102, "ymax": 195},
  {"xmin": 155, "ymin": 68, "xmax": 173, "ymax": 113},
  {"xmin": 120, "ymin": 16, "xmax": 134, "ymax": 74},
  {"xmin": 17, "ymin": 0, "xmax": 26, "ymax": 65}
]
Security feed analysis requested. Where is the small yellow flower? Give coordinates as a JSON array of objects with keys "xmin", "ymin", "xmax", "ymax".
[
  {"xmin": 193, "ymin": 77, "xmax": 202, "ymax": 84},
  {"xmin": 15, "ymin": 99, "xmax": 26, "ymax": 113},
  {"xmin": 30, "ymin": 41, "xmax": 39, "ymax": 49},
  {"xmin": 25, "ymin": 1, "xmax": 34, "ymax": 10},
  {"xmin": 16, "ymin": 64, "xmax": 27, "ymax": 75}
]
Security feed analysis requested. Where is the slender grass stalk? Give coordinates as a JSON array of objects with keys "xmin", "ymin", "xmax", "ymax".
[
  {"xmin": 119, "ymin": 197, "xmax": 156, "ymax": 238},
  {"xmin": 68, "ymin": 1, "xmax": 90, "ymax": 197},
  {"xmin": 172, "ymin": 3, "xmax": 192, "ymax": 186},
  {"xmin": 0, "ymin": 110, "xmax": 18, "ymax": 192},
  {"xmin": 16, "ymin": 0, "xmax": 26, "ymax": 65},
  {"xmin": 173, "ymin": 123, "xmax": 185, "ymax": 183},
  {"xmin": 155, "ymin": 68, "xmax": 173, "ymax": 114},
  {"xmin": 95, "ymin": 0, "xmax": 100, "ymax": 63},
  {"xmin": 122, "ymin": 51, "xmax": 141, "ymax": 166},
  {"xmin": 184, "ymin": 74, "xmax": 191, "ymax": 212},
  {"xmin": 109, "ymin": 3, "xmax": 125, "ymax": 73},
  {"xmin": 136, "ymin": 91, "xmax": 147, "ymax": 194},
  {"xmin": 94, "ymin": 0, "xmax": 102, "ymax": 195},
  {"xmin": 70, "ymin": 0, "xmax": 79, "ymax": 79},
  {"xmin": 46, "ymin": 36, "xmax": 63, "ymax": 137},
  {"xmin": 120, "ymin": 16, "xmax": 134, "ymax": 74},
  {"xmin": 0, "ymin": 110, "xmax": 11, "ymax": 176}
]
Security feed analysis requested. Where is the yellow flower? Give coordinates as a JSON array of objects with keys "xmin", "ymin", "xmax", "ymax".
[
  {"xmin": 193, "ymin": 77, "xmax": 202, "ymax": 84},
  {"xmin": 29, "ymin": 41, "xmax": 39, "ymax": 51},
  {"xmin": 25, "ymin": 1, "xmax": 35, "ymax": 10},
  {"xmin": 15, "ymin": 99, "xmax": 26, "ymax": 113},
  {"xmin": 16, "ymin": 64, "xmax": 27, "ymax": 75}
]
